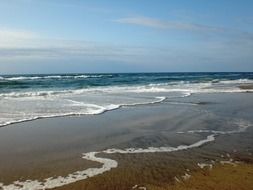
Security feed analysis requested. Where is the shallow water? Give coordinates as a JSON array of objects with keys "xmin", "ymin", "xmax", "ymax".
[{"xmin": 1, "ymin": 72, "xmax": 253, "ymax": 127}]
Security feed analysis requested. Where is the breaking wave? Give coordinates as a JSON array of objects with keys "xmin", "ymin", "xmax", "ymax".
[{"xmin": 0, "ymin": 74, "xmax": 112, "ymax": 81}]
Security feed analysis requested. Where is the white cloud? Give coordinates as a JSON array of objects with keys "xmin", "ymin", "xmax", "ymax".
[
  {"xmin": 114, "ymin": 17, "xmax": 168, "ymax": 29},
  {"xmin": 0, "ymin": 27, "xmax": 151, "ymax": 60},
  {"xmin": 114, "ymin": 16, "xmax": 225, "ymax": 32},
  {"xmin": 0, "ymin": 27, "xmax": 253, "ymax": 72},
  {"xmin": 0, "ymin": 27, "xmax": 38, "ymax": 48}
]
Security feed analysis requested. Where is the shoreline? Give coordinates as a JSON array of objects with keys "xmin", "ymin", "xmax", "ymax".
[
  {"xmin": 0, "ymin": 96, "xmax": 167, "ymax": 128},
  {"xmin": 2, "ymin": 89, "xmax": 253, "ymax": 129}
]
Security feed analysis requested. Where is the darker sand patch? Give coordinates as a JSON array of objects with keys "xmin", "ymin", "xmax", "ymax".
[
  {"xmin": 156, "ymin": 162, "xmax": 253, "ymax": 190},
  {"xmin": 51, "ymin": 149, "xmax": 221, "ymax": 190},
  {"xmin": 51, "ymin": 152, "xmax": 253, "ymax": 190},
  {"xmin": 0, "ymin": 154, "xmax": 101, "ymax": 185},
  {"xmin": 238, "ymin": 84, "xmax": 253, "ymax": 90}
]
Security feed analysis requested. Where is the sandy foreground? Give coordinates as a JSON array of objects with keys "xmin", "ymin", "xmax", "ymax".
[{"xmin": 0, "ymin": 93, "xmax": 253, "ymax": 189}]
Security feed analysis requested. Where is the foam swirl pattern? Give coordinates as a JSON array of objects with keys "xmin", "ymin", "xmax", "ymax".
[{"xmin": 0, "ymin": 120, "xmax": 250, "ymax": 190}]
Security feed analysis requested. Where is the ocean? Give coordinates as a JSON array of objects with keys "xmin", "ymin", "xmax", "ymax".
[{"xmin": 0, "ymin": 72, "xmax": 253, "ymax": 127}]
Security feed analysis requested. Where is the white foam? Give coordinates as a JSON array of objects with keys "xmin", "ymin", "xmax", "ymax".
[
  {"xmin": 103, "ymin": 134, "xmax": 215, "ymax": 154},
  {"xmin": 132, "ymin": 184, "xmax": 138, "ymax": 189},
  {"xmin": 0, "ymin": 90, "xmax": 73, "ymax": 98},
  {"xmin": 1, "ymin": 79, "xmax": 253, "ymax": 100},
  {"xmin": 0, "ymin": 152, "xmax": 117, "ymax": 190},
  {"xmin": 0, "ymin": 75, "xmax": 110, "ymax": 81},
  {"xmin": 197, "ymin": 163, "xmax": 213, "ymax": 169},
  {"xmin": 193, "ymin": 88, "xmax": 253, "ymax": 94},
  {"xmin": 0, "ymin": 84, "xmax": 182, "ymax": 98},
  {"xmin": 0, "ymin": 97, "xmax": 166, "ymax": 127},
  {"xmin": 131, "ymin": 185, "xmax": 147, "ymax": 190},
  {"xmin": 178, "ymin": 120, "xmax": 250, "ymax": 135},
  {"xmin": 121, "ymin": 96, "xmax": 166, "ymax": 107},
  {"xmin": 174, "ymin": 176, "xmax": 181, "ymax": 182},
  {"xmin": 0, "ymin": 134, "xmax": 215, "ymax": 189},
  {"xmin": 217, "ymin": 79, "xmax": 253, "ymax": 84},
  {"xmin": 167, "ymin": 101, "xmax": 198, "ymax": 106},
  {"xmin": 182, "ymin": 173, "xmax": 191, "ymax": 180},
  {"xmin": 220, "ymin": 159, "xmax": 237, "ymax": 166},
  {"xmin": 181, "ymin": 92, "xmax": 192, "ymax": 97}
]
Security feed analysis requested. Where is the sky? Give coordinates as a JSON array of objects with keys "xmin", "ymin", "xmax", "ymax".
[{"xmin": 0, "ymin": 0, "xmax": 253, "ymax": 74}]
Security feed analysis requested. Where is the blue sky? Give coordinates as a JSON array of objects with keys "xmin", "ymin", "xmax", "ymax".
[{"xmin": 0, "ymin": 0, "xmax": 253, "ymax": 74}]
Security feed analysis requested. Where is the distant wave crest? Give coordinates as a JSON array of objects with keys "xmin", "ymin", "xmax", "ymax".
[{"xmin": 0, "ymin": 74, "xmax": 112, "ymax": 81}]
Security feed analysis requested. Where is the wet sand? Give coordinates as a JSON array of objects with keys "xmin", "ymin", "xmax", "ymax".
[
  {"xmin": 0, "ymin": 93, "xmax": 253, "ymax": 189},
  {"xmin": 239, "ymin": 83, "xmax": 253, "ymax": 90},
  {"xmin": 158, "ymin": 162, "xmax": 253, "ymax": 190}
]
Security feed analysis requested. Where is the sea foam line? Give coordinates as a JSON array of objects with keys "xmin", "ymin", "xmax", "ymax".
[
  {"xmin": 0, "ymin": 97, "xmax": 166, "ymax": 127},
  {"xmin": 176, "ymin": 120, "xmax": 250, "ymax": 135},
  {"xmin": 0, "ymin": 135, "xmax": 215, "ymax": 190},
  {"xmin": 2, "ymin": 79, "xmax": 253, "ymax": 99},
  {"xmin": 0, "ymin": 120, "xmax": 250, "ymax": 190}
]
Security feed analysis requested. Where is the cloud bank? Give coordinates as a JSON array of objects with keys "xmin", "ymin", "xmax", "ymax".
[{"xmin": 0, "ymin": 25, "xmax": 252, "ymax": 73}]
